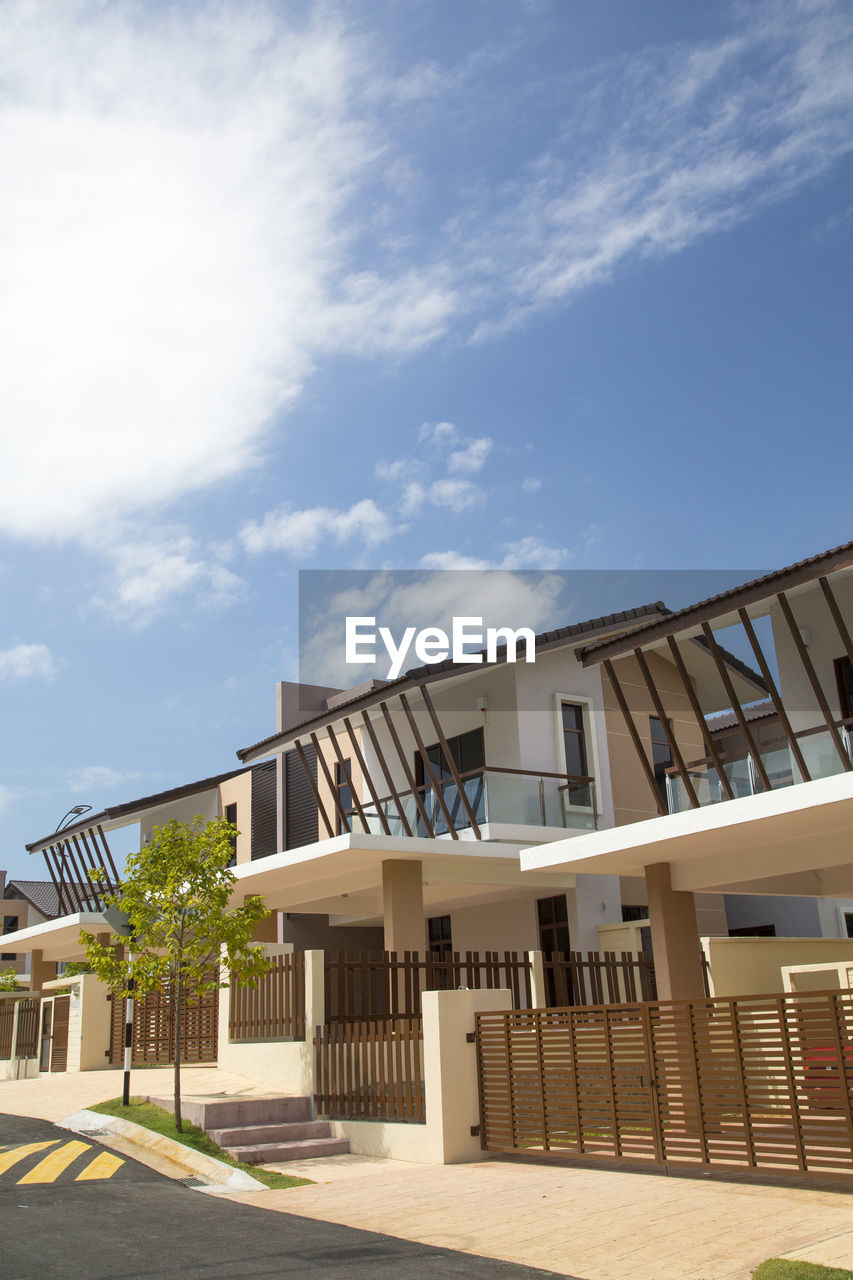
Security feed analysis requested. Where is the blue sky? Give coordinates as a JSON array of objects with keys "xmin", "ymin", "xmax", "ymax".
[{"xmin": 1, "ymin": 0, "xmax": 851, "ymax": 879}]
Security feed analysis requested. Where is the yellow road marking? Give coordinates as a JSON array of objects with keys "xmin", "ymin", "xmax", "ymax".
[
  {"xmin": 17, "ymin": 1140, "xmax": 91, "ymax": 1184},
  {"xmin": 75, "ymin": 1151, "xmax": 125, "ymax": 1181},
  {"xmin": 0, "ymin": 1141, "xmax": 60, "ymax": 1175}
]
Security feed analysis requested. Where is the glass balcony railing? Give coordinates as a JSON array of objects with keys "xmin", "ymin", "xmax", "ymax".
[
  {"xmin": 665, "ymin": 723, "xmax": 853, "ymax": 814},
  {"xmin": 346, "ymin": 767, "xmax": 598, "ymax": 837}
]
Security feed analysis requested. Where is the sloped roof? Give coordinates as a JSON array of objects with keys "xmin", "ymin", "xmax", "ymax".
[
  {"xmin": 4, "ymin": 880, "xmax": 80, "ymax": 920},
  {"xmin": 706, "ymin": 700, "xmax": 778, "ymax": 734},
  {"xmin": 578, "ymin": 541, "xmax": 853, "ymax": 666}
]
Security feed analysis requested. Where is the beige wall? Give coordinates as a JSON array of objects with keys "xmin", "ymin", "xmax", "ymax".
[
  {"xmin": 603, "ymin": 650, "xmax": 704, "ymax": 827},
  {"xmin": 703, "ymin": 935, "xmax": 853, "ymax": 997},
  {"xmin": 219, "ymin": 771, "xmax": 254, "ymax": 865},
  {"xmin": 446, "ymin": 896, "xmax": 540, "ymax": 954}
]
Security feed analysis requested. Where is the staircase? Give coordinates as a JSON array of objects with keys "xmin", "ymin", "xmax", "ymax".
[{"xmin": 149, "ymin": 1094, "xmax": 350, "ymax": 1165}]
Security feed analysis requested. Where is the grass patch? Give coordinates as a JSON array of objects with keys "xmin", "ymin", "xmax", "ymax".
[
  {"xmin": 753, "ymin": 1261, "xmax": 853, "ymax": 1279},
  {"xmin": 90, "ymin": 1097, "xmax": 313, "ymax": 1190}
]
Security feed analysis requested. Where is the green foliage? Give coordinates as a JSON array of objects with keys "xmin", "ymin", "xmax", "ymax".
[
  {"xmin": 79, "ymin": 816, "xmax": 270, "ymax": 1001},
  {"xmin": 0, "ymin": 967, "xmax": 20, "ymax": 991},
  {"xmin": 753, "ymin": 1261, "xmax": 853, "ymax": 1279},
  {"xmin": 90, "ymin": 1097, "xmax": 312, "ymax": 1190},
  {"xmin": 62, "ymin": 961, "xmax": 93, "ymax": 977}
]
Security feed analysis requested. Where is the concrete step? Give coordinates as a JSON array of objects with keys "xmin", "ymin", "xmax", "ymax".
[
  {"xmin": 209, "ymin": 1121, "xmax": 331, "ymax": 1147},
  {"xmin": 148, "ymin": 1094, "xmax": 312, "ymax": 1130},
  {"xmin": 225, "ymin": 1136, "xmax": 351, "ymax": 1164}
]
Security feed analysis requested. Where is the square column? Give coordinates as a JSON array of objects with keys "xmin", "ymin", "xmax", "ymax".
[
  {"xmin": 645, "ymin": 861, "xmax": 705, "ymax": 1000},
  {"xmin": 382, "ymin": 860, "xmax": 424, "ymax": 954}
]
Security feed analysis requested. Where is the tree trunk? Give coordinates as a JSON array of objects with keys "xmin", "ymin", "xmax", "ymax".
[{"xmin": 173, "ymin": 914, "xmax": 186, "ymax": 1134}]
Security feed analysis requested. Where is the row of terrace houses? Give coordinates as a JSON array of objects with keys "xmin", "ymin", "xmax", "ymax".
[{"xmin": 3, "ymin": 541, "xmax": 853, "ymax": 1004}]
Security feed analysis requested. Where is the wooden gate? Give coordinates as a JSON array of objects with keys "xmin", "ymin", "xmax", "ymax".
[
  {"xmin": 476, "ymin": 990, "xmax": 853, "ymax": 1180},
  {"xmin": 109, "ymin": 977, "xmax": 219, "ymax": 1066}
]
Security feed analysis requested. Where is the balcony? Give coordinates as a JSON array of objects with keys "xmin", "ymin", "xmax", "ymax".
[
  {"xmin": 343, "ymin": 767, "xmax": 598, "ymax": 838},
  {"xmin": 666, "ymin": 720, "xmax": 853, "ymax": 814}
]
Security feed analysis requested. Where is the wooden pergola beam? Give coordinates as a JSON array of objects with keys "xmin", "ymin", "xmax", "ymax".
[
  {"xmin": 737, "ymin": 608, "xmax": 811, "ymax": 784},
  {"xmin": 603, "ymin": 659, "xmax": 667, "ymax": 816},
  {"xmin": 700, "ymin": 622, "xmax": 773, "ymax": 792},
  {"xmin": 399, "ymin": 693, "xmax": 459, "ymax": 838},
  {"xmin": 419, "ymin": 686, "xmax": 482, "ymax": 838},
  {"xmin": 776, "ymin": 591, "xmax": 852, "ymax": 772},
  {"xmin": 379, "ymin": 702, "xmax": 435, "ymax": 837},
  {"xmin": 360, "ymin": 709, "xmax": 414, "ymax": 837},
  {"xmin": 634, "ymin": 648, "xmax": 699, "ymax": 810},
  {"xmin": 665, "ymin": 635, "xmax": 735, "ymax": 801},
  {"xmin": 292, "ymin": 739, "xmax": 335, "ymax": 839}
]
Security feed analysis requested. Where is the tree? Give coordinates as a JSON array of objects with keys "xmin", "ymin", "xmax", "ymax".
[
  {"xmin": 80, "ymin": 816, "xmax": 271, "ymax": 1132},
  {"xmin": 0, "ymin": 967, "xmax": 20, "ymax": 991}
]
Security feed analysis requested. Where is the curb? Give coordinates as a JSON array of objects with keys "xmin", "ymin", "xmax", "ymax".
[{"xmin": 60, "ymin": 1108, "xmax": 267, "ymax": 1193}]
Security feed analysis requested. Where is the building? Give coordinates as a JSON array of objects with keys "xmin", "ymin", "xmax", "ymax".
[{"xmin": 524, "ymin": 540, "xmax": 853, "ymax": 996}]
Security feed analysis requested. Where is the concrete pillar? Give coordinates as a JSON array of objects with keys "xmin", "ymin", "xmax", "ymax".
[
  {"xmin": 645, "ymin": 861, "xmax": 704, "ymax": 1000},
  {"xmin": 245, "ymin": 898, "xmax": 278, "ymax": 943},
  {"xmin": 382, "ymin": 860, "xmax": 424, "ymax": 954},
  {"xmin": 29, "ymin": 949, "xmax": 56, "ymax": 994},
  {"xmin": 527, "ymin": 950, "xmax": 547, "ymax": 1009},
  {"xmin": 304, "ymin": 950, "xmax": 325, "ymax": 1036},
  {"xmin": 422, "ymin": 988, "xmax": 513, "ymax": 1163}
]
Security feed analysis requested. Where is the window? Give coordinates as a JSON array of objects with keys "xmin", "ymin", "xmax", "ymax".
[
  {"xmin": 427, "ymin": 915, "xmax": 452, "ymax": 960},
  {"xmin": 414, "ymin": 727, "xmax": 485, "ymax": 785},
  {"xmin": 561, "ymin": 703, "xmax": 592, "ymax": 806},
  {"xmin": 649, "ymin": 716, "xmax": 674, "ymax": 808},
  {"xmin": 335, "ymin": 759, "xmax": 353, "ymax": 834},
  {"xmin": 414, "ymin": 728, "xmax": 485, "ymax": 834},
  {"xmin": 844, "ymin": 911, "xmax": 853, "ymax": 939},
  {"xmin": 622, "ymin": 904, "xmax": 648, "ymax": 922},
  {"xmin": 729, "ymin": 924, "xmax": 777, "ymax": 937},
  {"xmin": 224, "ymin": 802, "xmax": 238, "ymax": 867},
  {"xmin": 2, "ymin": 914, "xmax": 17, "ymax": 960},
  {"xmin": 537, "ymin": 895, "xmax": 570, "ymax": 957}
]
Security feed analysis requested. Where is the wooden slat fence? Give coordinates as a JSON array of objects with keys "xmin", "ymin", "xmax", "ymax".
[
  {"xmin": 13, "ymin": 998, "xmax": 39, "ymax": 1058},
  {"xmin": 543, "ymin": 951, "xmax": 711, "ymax": 1006},
  {"xmin": 476, "ymin": 989, "xmax": 853, "ymax": 1180},
  {"xmin": 229, "ymin": 954, "xmax": 305, "ymax": 1041},
  {"xmin": 325, "ymin": 950, "xmax": 532, "ymax": 1023},
  {"xmin": 0, "ymin": 999, "xmax": 15, "ymax": 1058},
  {"xmin": 109, "ymin": 972, "xmax": 219, "ymax": 1065},
  {"xmin": 314, "ymin": 1018, "xmax": 425, "ymax": 1123}
]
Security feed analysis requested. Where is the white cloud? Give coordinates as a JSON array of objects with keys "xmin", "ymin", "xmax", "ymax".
[
  {"xmin": 420, "ymin": 536, "xmax": 571, "ymax": 571},
  {"xmin": 0, "ymin": 1, "xmax": 455, "ymax": 554},
  {"xmin": 0, "ymin": 642, "xmax": 59, "ymax": 680},
  {"xmin": 0, "ymin": 785, "xmax": 17, "ymax": 813},
  {"xmin": 400, "ymin": 478, "xmax": 483, "ymax": 516},
  {"xmin": 447, "ymin": 437, "xmax": 493, "ymax": 475},
  {"xmin": 94, "ymin": 534, "xmax": 245, "ymax": 622},
  {"xmin": 521, "ymin": 477, "xmax": 542, "ymax": 493},
  {"xmin": 66, "ymin": 765, "xmax": 143, "ymax": 792},
  {"xmin": 375, "ymin": 457, "xmax": 423, "ymax": 484},
  {"xmin": 467, "ymin": 1, "xmax": 853, "ymax": 338},
  {"xmin": 240, "ymin": 499, "xmax": 396, "ymax": 557},
  {"xmin": 417, "ymin": 421, "xmax": 459, "ymax": 448}
]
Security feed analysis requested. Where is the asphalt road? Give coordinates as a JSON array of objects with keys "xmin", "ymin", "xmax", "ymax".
[{"xmin": 0, "ymin": 1114, "xmax": 572, "ymax": 1280}]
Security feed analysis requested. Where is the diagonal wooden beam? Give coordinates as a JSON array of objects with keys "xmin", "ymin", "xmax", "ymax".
[
  {"xmin": 41, "ymin": 848, "xmax": 65, "ymax": 914},
  {"xmin": 326, "ymin": 726, "xmax": 371, "ymax": 834},
  {"xmin": 53, "ymin": 842, "xmax": 85, "ymax": 913},
  {"xmin": 665, "ymin": 635, "xmax": 735, "ymax": 801},
  {"xmin": 700, "ymin": 622, "xmax": 772, "ymax": 792},
  {"xmin": 379, "ymin": 702, "xmax": 435, "ymax": 837},
  {"xmin": 399, "ymin": 692, "xmax": 458, "ymax": 839},
  {"xmin": 309, "ymin": 732, "xmax": 352, "ymax": 834},
  {"xmin": 293, "ymin": 739, "xmax": 335, "ymax": 839},
  {"xmin": 737, "ymin": 608, "xmax": 811, "ymax": 784},
  {"xmin": 776, "ymin": 592, "xmax": 852, "ymax": 772},
  {"xmin": 62, "ymin": 836, "xmax": 93, "ymax": 910},
  {"xmin": 49, "ymin": 845, "xmax": 73, "ymax": 915},
  {"xmin": 71, "ymin": 833, "xmax": 99, "ymax": 910},
  {"xmin": 603, "ymin": 660, "xmax": 667, "ymax": 816},
  {"xmin": 343, "ymin": 717, "xmax": 392, "ymax": 836},
  {"xmin": 419, "ymin": 686, "xmax": 482, "ymax": 837},
  {"xmin": 819, "ymin": 576, "xmax": 853, "ymax": 669},
  {"xmin": 634, "ymin": 648, "xmax": 699, "ymax": 809},
  {"xmin": 94, "ymin": 825, "xmax": 122, "ymax": 889},
  {"xmin": 360, "ymin": 709, "xmax": 413, "ymax": 837}
]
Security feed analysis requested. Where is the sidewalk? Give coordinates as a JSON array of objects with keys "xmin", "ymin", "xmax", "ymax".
[{"xmin": 2, "ymin": 1068, "xmax": 852, "ymax": 1280}]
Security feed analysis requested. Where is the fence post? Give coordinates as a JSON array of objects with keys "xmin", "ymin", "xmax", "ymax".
[
  {"xmin": 422, "ymin": 987, "xmax": 512, "ymax": 1163},
  {"xmin": 304, "ymin": 950, "xmax": 325, "ymax": 1037},
  {"xmin": 527, "ymin": 951, "xmax": 547, "ymax": 1009}
]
